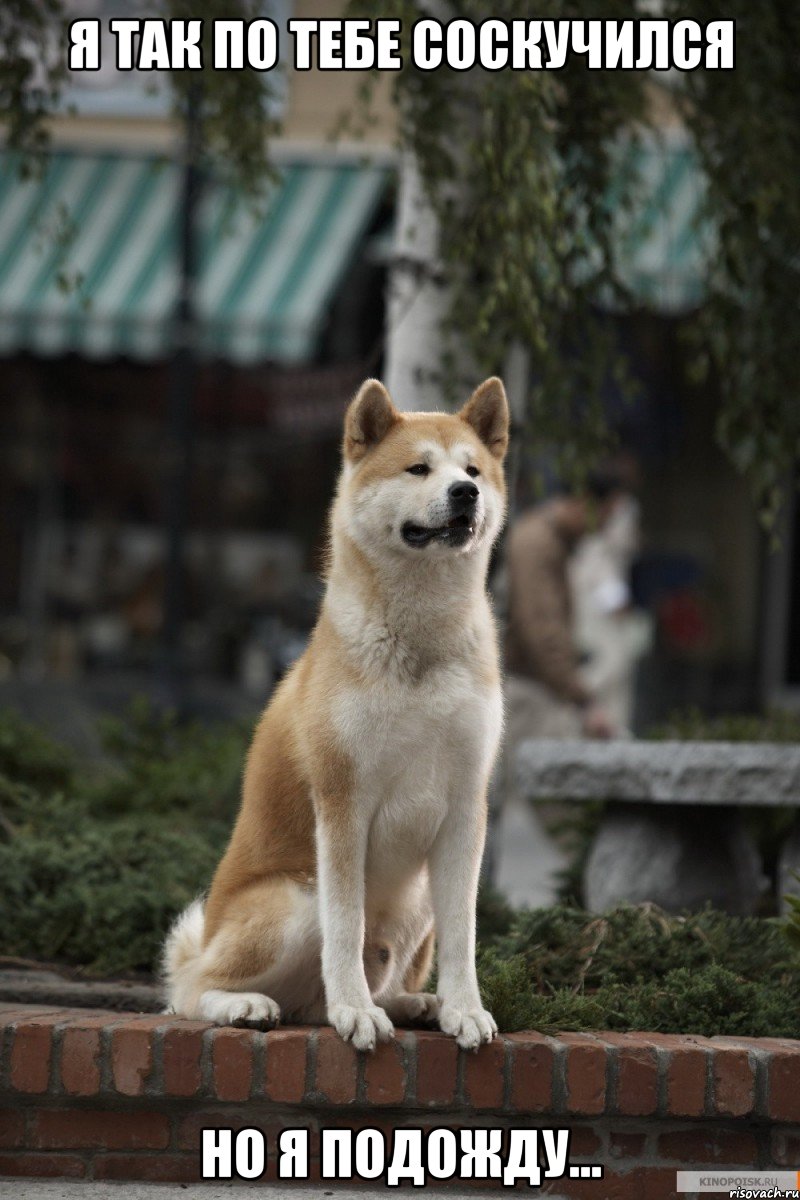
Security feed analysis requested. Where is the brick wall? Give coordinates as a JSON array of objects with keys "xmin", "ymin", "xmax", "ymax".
[{"xmin": 1, "ymin": 1003, "xmax": 799, "ymax": 1195}]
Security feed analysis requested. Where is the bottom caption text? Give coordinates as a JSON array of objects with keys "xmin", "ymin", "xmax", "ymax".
[{"xmin": 201, "ymin": 1126, "xmax": 604, "ymax": 1186}]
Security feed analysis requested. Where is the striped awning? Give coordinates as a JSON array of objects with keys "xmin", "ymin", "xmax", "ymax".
[
  {"xmin": 0, "ymin": 151, "xmax": 389, "ymax": 364},
  {"xmin": 610, "ymin": 133, "xmax": 712, "ymax": 313}
]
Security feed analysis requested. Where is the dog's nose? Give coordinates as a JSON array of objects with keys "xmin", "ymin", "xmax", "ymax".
[{"xmin": 448, "ymin": 480, "xmax": 479, "ymax": 508}]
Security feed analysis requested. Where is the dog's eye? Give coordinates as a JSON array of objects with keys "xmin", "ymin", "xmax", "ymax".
[
  {"xmin": 466, "ymin": 465, "xmax": 480, "ymax": 478},
  {"xmin": 406, "ymin": 463, "xmax": 430, "ymax": 476}
]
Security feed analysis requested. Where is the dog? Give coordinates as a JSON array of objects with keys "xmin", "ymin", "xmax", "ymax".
[{"xmin": 163, "ymin": 376, "xmax": 509, "ymax": 1051}]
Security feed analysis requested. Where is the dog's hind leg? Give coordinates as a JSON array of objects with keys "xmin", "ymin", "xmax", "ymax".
[
  {"xmin": 380, "ymin": 925, "xmax": 440, "ymax": 1026},
  {"xmin": 198, "ymin": 988, "xmax": 281, "ymax": 1029},
  {"xmin": 403, "ymin": 925, "xmax": 436, "ymax": 993},
  {"xmin": 165, "ymin": 876, "xmax": 323, "ymax": 1027}
]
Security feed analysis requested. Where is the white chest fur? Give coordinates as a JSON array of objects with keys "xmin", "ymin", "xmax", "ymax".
[{"xmin": 331, "ymin": 660, "xmax": 502, "ymax": 892}]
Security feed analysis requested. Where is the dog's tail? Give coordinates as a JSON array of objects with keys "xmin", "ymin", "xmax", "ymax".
[{"xmin": 161, "ymin": 898, "xmax": 206, "ymax": 1014}]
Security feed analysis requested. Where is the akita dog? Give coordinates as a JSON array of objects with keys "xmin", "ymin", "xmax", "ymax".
[{"xmin": 163, "ymin": 376, "xmax": 509, "ymax": 1051}]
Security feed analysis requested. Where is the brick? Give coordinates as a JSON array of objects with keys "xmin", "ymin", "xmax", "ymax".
[
  {"xmin": 602, "ymin": 1035, "xmax": 658, "ymax": 1116},
  {"xmin": 211, "ymin": 1027, "xmax": 254, "ymax": 1102},
  {"xmin": 61, "ymin": 1026, "xmax": 103, "ymax": 1097},
  {"xmin": 415, "ymin": 1032, "xmax": 457, "ymax": 1106},
  {"xmin": 162, "ymin": 1022, "xmax": 207, "ymax": 1097},
  {"xmin": 569, "ymin": 1126, "xmax": 603, "ymax": 1157},
  {"xmin": 508, "ymin": 1033, "xmax": 555, "ymax": 1113},
  {"xmin": 260, "ymin": 1156, "xmax": 285, "ymax": 1184},
  {"xmin": 545, "ymin": 1167, "xmax": 676, "ymax": 1200},
  {"xmin": 0, "ymin": 1006, "xmax": 65, "ymax": 1026},
  {"xmin": 428, "ymin": 1178, "xmax": 503, "ymax": 1194},
  {"xmin": 562, "ymin": 1034, "xmax": 606, "ymax": 1116},
  {"xmin": 0, "ymin": 1152, "xmax": 86, "ymax": 1178},
  {"xmin": 641, "ymin": 1167, "xmax": 683, "ymax": 1200},
  {"xmin": 0, "ymin": 1106, "xmax": 25, "ymax": 1148},
  {"xmin": 712, "ymin": 1035, "xmax": 783, "ymax": 1052},
  {"xmin": 177, "ymin": 1109, "xmax": 226, "ymax": 1152},
  {"xmin": 363, "ymin": 1035, "xmax": 407, "ymax": 1105},
  {"xmin": 712, "ymin": 1048, "xmax": 755, "ymax": 1117},
  {"xmin": 61, "ymin": 1012, "xmax": 121, "ymax": 1033},
  {"xmin": 771, "ymin": 1128, "xmax": 800, "ymax": 1166},
  {"xmin": 265, "ymin": 1118, "xmax": 321, "ymax": 1160},
  {"xmin": 463, "ymin": 1035, "xmax": 505, "ymax": 1110},
  {"xmin": 177, "ymin": 1109, "xmax": 296, "ymax": 1153},
  {"xmin": 10, "ymin": 1016, "xmax": 63, "ymax": 1093},
  {"xmin": 111, "ymin": 1024, "xmax": 156, "ymax": 1097},
  {"xmin": 542, "ymin": 1168, "xmax": 641, "ymax": 1200},
  {"xmin": 314, "ymin": 1029, "xmax": 358, "ymax": 1104},
  {"xmin": 94, "ymin": 1153, "xmax": 200, "ymax": 1183},
  {"xmin": 608, "ymin": 1131, "xmax": 646, "ymax": 1160},
  {"xmin": 658, "ymin": 1127, "xmax": 758, "ymax": 1165},
  {"xmin": 769, "ymin": 1048, "xmax": 800, "ymax": 1122},
  {"xmin": 31, "ymin": 1109, "xmax": 169, "ymax": 1151},
  {"xmin": 31, "ymin": 1007, "xmax": 116, "ymax": 1024},
  {"xmin": 742, "ymin": 1036, "xmax": 800, "ymax": 1053},
  {"xmin": 264, "ymin": 1029, "xmax": 308, "ymax": 1103},
  {"xmin": 666, "ymin": 1044, "xmax": 708, "ymax": 1118},
  {"xmin": 316, "ymin": 1114, "xmax": 398, "ymax": 1140},
  {"xmin": 631, "ymin": 1031, "xmax": 709, "ymax": 1119},
  {"xmin": 544, "ymin": 1167, "xmax": 675, "ymax": 1200}
]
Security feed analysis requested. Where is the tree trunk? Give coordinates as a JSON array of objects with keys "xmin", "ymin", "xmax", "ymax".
[{"xmin": 383, "ymin": 151, "xmax": 452, "ymax": 412}]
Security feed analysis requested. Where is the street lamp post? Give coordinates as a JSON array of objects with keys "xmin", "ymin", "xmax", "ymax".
[{"xmin": 160, "ymin": 84, "xmax": 203, "ymax": 714}]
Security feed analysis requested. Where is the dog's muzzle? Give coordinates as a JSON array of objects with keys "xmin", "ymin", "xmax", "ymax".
[{"xmin": 401, "ymin": 482, "xmax": 480, "ymax": 548}]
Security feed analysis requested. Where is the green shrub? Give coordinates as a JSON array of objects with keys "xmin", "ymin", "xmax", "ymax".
[
  {"xmin": 785, "ymin": 873, "xmax": 800, "ymax": 954},
  {"xmin": 0, "ymin": 812, "xmax": 226, "ymax": 974},
  {"xmin": 478, "ymin": 958, "xmax": 799, "ymax": 1040},
  {"xmin": 493, "ymin": 903, "xmax": 795, "ymax": 990},
  {"xmin": 475, "ymin": 902, "xmax": 800, "ymax": 1037},
  {"xmin": 0, "ymin": 701, "xmax": 246, "ymax": 975},
  {"xmin": 90, "ymin": 697, "xmax": 248, "ymax": 820},
  {"xmin": 648, "ymin": 706, "xmax": 800, "ymax": 743},
  {"xmin": 2, "ymin": 705, "xmax": 800, "ymax": 1038},
  {"xmin": 0, "ymin": 707, "xmax": 74, "ymax": 791}
]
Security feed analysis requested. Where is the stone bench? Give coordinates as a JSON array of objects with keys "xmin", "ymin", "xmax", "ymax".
[{"xmin": 516, "ymin": 740, "xmax": 800, "ymax": 914}]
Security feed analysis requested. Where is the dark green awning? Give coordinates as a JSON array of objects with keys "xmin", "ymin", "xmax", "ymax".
[{"xmin": 0, "ymin": 151, "xmax": 389, "ymax": 363}]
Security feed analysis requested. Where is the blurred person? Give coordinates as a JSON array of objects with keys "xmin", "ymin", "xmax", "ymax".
[
  {"xmin": 570, "ymin": 491, "xmax": 653, "ymax": 733},
  {"xmin": 503, "ymin": 469, "xmax": 627, "ymax": 744},
  {"xmin": 489, "ymin": 469, "xmax": 628, "ymax": 909}
]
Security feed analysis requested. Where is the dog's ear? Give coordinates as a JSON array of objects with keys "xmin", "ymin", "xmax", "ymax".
[
  {"xmin": 344, "ymin": 379, "xmax": 400, "ymax": 462},
  {"xmin": 459, "ymin": 377, "xmax": 509, "ymax": 460}
]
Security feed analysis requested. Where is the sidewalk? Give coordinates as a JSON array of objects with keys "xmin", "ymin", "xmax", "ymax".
[{"xmin": 2, "ymin": 1184, "xmax": 526, "ymax": 1199}]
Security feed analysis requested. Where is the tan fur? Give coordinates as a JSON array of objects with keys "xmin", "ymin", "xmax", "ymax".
[
  {"xmin": 163, "ymin": 377, "xmax": 509, "ymax": 1050},
  {"xmin": 403, "ymin": 928, "xmax": 436, "ymax": 993}
]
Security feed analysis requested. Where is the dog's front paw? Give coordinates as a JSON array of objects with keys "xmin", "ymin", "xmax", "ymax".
[
  {"xmin": 329, "ymin": 1003, "xmax": 394, "ymax": 1051},
  {"xmin": 438, "ymin": 1002, "xmax": 497, "ymax": 1050}
]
